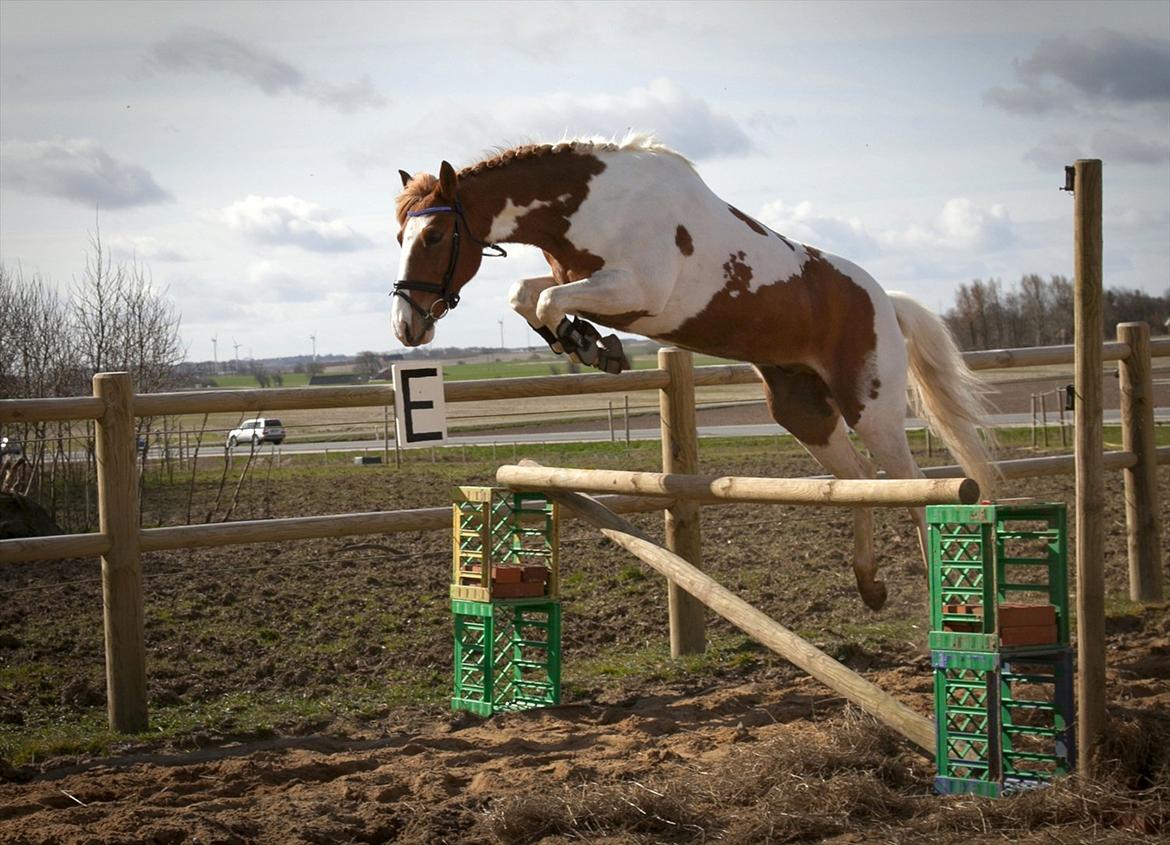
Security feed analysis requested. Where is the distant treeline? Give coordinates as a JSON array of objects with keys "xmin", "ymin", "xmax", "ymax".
[{"xmin": 942, "ymin": 274, "xmax": 1169, "ymax": 351}]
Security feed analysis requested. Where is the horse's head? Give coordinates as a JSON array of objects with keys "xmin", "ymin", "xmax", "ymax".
[{"xmin": 391, "ymin": 161, "xmax": 504, "ymax": 347}]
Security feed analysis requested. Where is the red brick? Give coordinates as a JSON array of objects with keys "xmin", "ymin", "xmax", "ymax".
[
  {"xmin": 999, "ymin": 624, "xmax": 1058, "ymax": 646},
  {"xmin": 492, "ymin": 581, "xmax": 546, "ymax": 598},
  {"xmin": 521, "ymin": 566, "xmax": 549, "ymax": 583},
  {"xmin": 491, "ymin": 566, "xmax": 523, "ymax": 584},
  {"xmin": 998, "ymin": 604, "xmax": 1056, "ymax": 628}
]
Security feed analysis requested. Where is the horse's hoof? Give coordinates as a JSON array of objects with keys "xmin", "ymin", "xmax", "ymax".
[
  {"xmin": 600, "ymin": 335, "xmax": 629, "ymax": 372},
  {"xmin": 860, "ymin": 580, "xmax": 888, "ymax": 611}
]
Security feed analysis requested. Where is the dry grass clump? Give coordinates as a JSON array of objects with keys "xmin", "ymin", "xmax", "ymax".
[
  {"xmin": 486, "ymin": 709, "xmax": 922, "ymax": 844},
  {"xmin": 485, "ymin": 708, "xmax": 1168, "ymax": 844}
]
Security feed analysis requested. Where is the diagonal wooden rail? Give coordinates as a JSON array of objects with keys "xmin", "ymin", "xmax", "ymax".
[{"xmin": 505, "ymin": 471, "xmax": 937, "ymax": 753}]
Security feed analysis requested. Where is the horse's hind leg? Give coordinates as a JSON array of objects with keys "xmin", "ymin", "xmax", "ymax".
[
  {"xmin": 854, "ymin": 394, "xmax": 930, "ymax": 570},
  {"xmin": 758, "ymin": 365, "xmax": 887, "ymax": 611}
]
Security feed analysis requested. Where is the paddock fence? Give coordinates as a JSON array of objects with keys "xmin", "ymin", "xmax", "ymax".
[{"xmin": 1, "ymin": 326, "xmax": 1167, "ymax": 735}]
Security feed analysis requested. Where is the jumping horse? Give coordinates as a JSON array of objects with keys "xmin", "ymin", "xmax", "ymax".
[{"xmin": 392, "ymin": 135, "xmax": 995, "ymax": 610}]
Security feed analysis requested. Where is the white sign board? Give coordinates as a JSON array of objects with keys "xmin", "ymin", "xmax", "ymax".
[{"xmin": 391, "ymin": 363, "xmax": 447, "ymax": 447}]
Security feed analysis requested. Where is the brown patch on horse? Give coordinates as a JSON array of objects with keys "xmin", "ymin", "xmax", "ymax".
[
  {"xmin": 729, "ymin": 205, "xmax": 768, "ymax": 236},
  {"xmin": 757, "ymin": 365, "xmax": 839, "ymax": 446},
  {"xmin": 460, "ymin": 147, "xmax": 608, "ymax": 279},
  {"xmin": 675, "ymin": 225, "xmax": 694, "ymax": 256},
  {"xmin": 722, "ymin": 251, "xmax": 752, "ymax": 288},
  {"xmin": 660, "ymin": 249, "xmax": 877, "ymax": 427},
  {"xmin": 729, "ymin": 204, "xmax": 797, "ymax": 252}
]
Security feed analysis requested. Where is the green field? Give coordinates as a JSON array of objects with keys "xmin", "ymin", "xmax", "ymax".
[{"xmin": 200, "ymin": 351, "xmax": 739, "ymax": 389}]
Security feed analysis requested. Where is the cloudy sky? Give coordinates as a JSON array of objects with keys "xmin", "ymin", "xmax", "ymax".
[{"xmin": 1, "ymin": 1, "xmax": 1167, "ymax": 362}]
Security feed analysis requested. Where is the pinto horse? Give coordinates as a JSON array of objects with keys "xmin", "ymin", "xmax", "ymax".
[{"xmin": 392, "ymin": 135, "xmax": 995, "ymax": 610}]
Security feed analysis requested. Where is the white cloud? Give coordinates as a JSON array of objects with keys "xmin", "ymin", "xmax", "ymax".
[
  {"xmin": 758, "ymin": 200, "xmax": 879, "ymax": 259},
  {"xmin": 147, "ymin": 27, "xmax": 386, "ymax": 113},
  {"xmin": 0, "ymin": 138, "xmax": 173, "ymax": 208},
  {"xmin": 218, "ymin": 196, "xmax": 373, "ymax": 252},
  {"xmin": 759, "ymin": 197, "xmax": 1015, "ymax": 259},
  {"xmin": 884, "ymin": 199, "xmax": 1016, "ymax": 253},
  {"xmin": 428, "ymin": 78, "xmax": 753, "ymax": 162}
]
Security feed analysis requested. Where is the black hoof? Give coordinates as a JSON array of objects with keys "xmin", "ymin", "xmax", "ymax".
[{"xmin": 598, "ymin": 334, "xmax": 630, "ymax": 374}]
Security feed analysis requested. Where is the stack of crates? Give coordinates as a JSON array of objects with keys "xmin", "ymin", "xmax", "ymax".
[
  {"xmin": 927, "ymin": 501, "xmax": 1076, "ymax": 797},
  {"xmin": 450, "ymin": 486, "xmax": 561, "ymax": 716}
]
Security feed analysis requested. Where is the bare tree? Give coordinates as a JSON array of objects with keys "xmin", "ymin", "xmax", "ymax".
[
  {"xmin": 354, "ymin": 350, "xmax": 383, "ymax": 378},
  {"xmin": 72, "ymin": 231, "xmax": 185, "ymax": 393}
]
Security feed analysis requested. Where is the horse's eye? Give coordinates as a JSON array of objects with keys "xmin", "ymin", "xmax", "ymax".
[{"xmin": 423, "ymin": 228, "xmax": 443, "ymax": 247}]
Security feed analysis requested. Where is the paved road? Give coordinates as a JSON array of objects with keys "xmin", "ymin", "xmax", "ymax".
[{"xmin": 244, "ymin": 409, "xmax": 1164, "ymax": 457}]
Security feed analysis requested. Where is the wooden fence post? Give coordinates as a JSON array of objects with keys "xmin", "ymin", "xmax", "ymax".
[
  {"xmin": 1117, "ymin": 321, "xmax": 1164, "ymax": 603},
  {"xmin": 94, "ymin": 372, "xmax": 148, "ymax": 733},
  {"xmin": 1072, "ymin": 159, "xmax": 1105, "ymax": 777},
  {"xmin": 659, "ymin": 348, "xmax": 705, "ymax": 656}
]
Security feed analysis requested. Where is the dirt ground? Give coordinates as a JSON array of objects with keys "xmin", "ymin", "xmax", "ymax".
[{"xmin": 1, "ymin": 375, "xmax": 1168, "ymax": 844}]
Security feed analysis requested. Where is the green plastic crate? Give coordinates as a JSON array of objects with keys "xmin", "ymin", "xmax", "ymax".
[
  {"xmin": 926, "ymin": 502, "xmax": 1068, "ymax": 652},
  {"xmin": 451, "ymin": 487, "xmax": 559, "ymax": 603},
  {"xmin": 933, "ymin": 648, "xmax": 1075, "ymax": 797},
  {"xmin": 452, "ymin": 598, "xmax": 561, "ymax": 716}
]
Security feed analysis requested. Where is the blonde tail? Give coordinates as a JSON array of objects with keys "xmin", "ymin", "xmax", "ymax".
[{"xmin": 888, "ymin": 292, "xmax": 999, "ymax": 497}]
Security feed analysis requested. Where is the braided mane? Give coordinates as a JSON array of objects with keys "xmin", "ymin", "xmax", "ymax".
[
  {"xmin": 459, "ymin": 132, "xmax": 693, "ymax": 178},
  {"xmin": 395, "ymin": 134, "xmax": 692, "ymax": 224}
]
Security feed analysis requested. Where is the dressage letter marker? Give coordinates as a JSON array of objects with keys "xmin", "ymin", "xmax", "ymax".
[{"xmin": 392, "ymin": 364, "xmax": 447, "ymax": 447}]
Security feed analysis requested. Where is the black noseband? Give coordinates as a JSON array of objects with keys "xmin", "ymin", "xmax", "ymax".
[{"xmin": 392, "ymin": 198, "xmax": 506, "ymax": 331}]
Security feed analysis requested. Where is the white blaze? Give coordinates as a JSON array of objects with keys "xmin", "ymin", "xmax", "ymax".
[{"xmin": 392, "ymin": 216, "xmax": 431, "ymax": 345}]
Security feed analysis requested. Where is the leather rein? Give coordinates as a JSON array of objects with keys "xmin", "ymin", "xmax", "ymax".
[{"xmin": 392, "ymin": 198, "xmax": 506, "ymax": 329}]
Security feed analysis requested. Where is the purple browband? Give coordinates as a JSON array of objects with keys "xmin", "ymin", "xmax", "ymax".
[{"xmin": 406, "ymin": 206, "xmax": 454, "ymax": 217}]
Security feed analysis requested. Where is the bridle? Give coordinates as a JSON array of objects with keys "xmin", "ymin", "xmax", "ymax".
[{"xmin": 392, "ymin": 197, "xmax": 506, "ymax": 330}]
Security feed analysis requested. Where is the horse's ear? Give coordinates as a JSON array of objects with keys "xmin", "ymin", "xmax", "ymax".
[
  {"xmin": 438, "ymin": 161, "xmax": 457, "ymax": 200},
  {"xmin": 398, "ymin": 169, "xmax": 412, "ymax": 188}
]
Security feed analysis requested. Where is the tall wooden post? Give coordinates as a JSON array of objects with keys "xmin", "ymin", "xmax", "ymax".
[
  {"xmin": 1117, "ymin": 321, "xmax": 1164, "ymax": 603},
  {"xmin": 1072, "ymin": 159, "xmax": 1105, "ymax": 777},
  {"xmin": 94, "ymin": 372, "xmax": 148, "ymax": 733},
  {"xmin": 658, "ymin": 348, "xmax": 705, "ymax": 655}
]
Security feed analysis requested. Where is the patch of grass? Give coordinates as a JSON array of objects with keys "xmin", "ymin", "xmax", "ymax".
[{"xmin": 0, "ymin": 674, "xmax": 448, "ymax": 767}]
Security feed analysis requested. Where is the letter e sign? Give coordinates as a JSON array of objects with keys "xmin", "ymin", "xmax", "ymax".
[{"xmin": 391, "ymin": 363, "xmax": 447, "ymax": 447}]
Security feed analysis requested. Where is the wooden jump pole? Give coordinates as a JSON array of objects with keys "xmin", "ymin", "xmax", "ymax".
[
  {"xmin": 1071, "ymin": 158, "xmax": 1105, "ymax": 777},
  {"xmin": 94, "ymin": 372, "xmax": 148, "ymax": 733},
  {"xmin": 1117, "ymin": 321, "xmax": 1164, "ymax": 603},
  {"xmin": 521, "ymin": 477, "xmax": 936, "ymax": 753},
  {"xmin": 659, "ymin": 348, "xmax": 705, "ymax": 657},
  {"xmin": 497, "ymin": 464, "xmax": 981, "ymax": 507}
]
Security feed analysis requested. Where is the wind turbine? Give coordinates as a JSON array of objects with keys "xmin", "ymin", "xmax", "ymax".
[
  {"xmin": 233, "ymin": 338, "xmax": 241, "ymax": 373},
  {"xmin": 210, "ymin": 335, "xmax": 218, "ymax": 374}
]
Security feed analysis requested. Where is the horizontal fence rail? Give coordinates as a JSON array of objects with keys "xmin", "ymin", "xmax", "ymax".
[
  {"xmin": 7, "ymin": 447, "xmax": 1164, "ymax": 565},
  {"xmin": 4, "ymin": 336, "xmax": 1166, "ymax": 425},
  {"xmin": 497, "ymin": 465, "xmax": 981, "ymax": 507}
]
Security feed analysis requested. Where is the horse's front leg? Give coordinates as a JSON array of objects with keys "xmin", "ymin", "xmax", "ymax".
[
  {"xmin": 508, "ymin": 276, "xmax": 564, "ymax": 354},
  {"xmin": 534, "ymin": 269, "xmax": 645, "ymax": 373}
]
